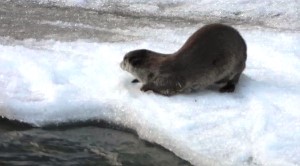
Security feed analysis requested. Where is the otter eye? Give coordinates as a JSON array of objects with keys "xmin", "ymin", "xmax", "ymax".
[
  {"xmin": 130, "ymin": 56, "xmax": 145, "ymax": 67},
  {"xmin": 131, "ymin": 58, "xmax": 143, "ymax": 66}
]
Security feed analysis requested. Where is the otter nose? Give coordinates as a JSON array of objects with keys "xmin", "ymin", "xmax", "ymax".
[
  {"xmin": 120, "ymin": 61, "xmax": 124, "ymax": 69},
  {"xmin": 120, "ymin": 61, "xmax": 126, "ymax": 70}
]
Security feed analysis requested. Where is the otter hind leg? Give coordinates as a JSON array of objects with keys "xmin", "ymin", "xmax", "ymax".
[
  {"xmin": 219, "ymin": 73, "xmax": 241, "ymax": 93},
  {"xmin": 219, "ymin": 82, "xmax": 236, "ymax": 93}
]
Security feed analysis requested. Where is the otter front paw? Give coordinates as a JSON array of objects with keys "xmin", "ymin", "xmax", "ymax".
[
  {"xmin": 157, "ymin": 90, "xmax": 176, "ymax": 96},
  {"xmin": 141, "ymin": 85, "xmax": 175, "ymax": 96}
]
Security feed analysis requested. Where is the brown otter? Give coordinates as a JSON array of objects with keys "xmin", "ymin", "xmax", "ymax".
[{"xmin": 120, "ymin": 23, "xmax": 247, "ymax": 96}]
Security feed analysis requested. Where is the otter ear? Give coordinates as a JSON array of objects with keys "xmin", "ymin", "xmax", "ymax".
[{"xmin": 147, "ymin": 73, "xmax": 154, "ymax": 79}]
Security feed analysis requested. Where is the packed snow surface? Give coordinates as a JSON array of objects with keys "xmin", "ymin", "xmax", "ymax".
[{"xmin": 1, "ymin": 0, "xmax": 300, "ymax": 166}]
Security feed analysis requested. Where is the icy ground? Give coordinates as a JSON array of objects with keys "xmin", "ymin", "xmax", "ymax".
[{"xmin": 1, "ymin": 0, "xmax": 300, "ymax": 166}]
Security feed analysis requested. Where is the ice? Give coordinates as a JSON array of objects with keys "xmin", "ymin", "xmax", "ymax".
[{"xmin": 1, "ymin": 0, "xmax": 300, "ymax": 165}]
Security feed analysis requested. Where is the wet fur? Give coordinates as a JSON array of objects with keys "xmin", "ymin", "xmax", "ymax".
[{"xmin": 120, "ymin": 23, "xmax": 247, "ymax": 96}]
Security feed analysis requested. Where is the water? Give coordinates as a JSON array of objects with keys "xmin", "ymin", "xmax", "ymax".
[{"xmin": 0, "ymin": 118, "xmax": 191, "ymax": 166}]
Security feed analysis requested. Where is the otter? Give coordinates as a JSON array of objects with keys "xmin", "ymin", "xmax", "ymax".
[{"xmin": 120, "ymin": 23, "xmax": 247, "ymax": 96}]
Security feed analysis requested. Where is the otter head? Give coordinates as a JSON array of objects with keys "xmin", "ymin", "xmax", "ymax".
[{"xmin": 120, "ymin": 49, "xmax": 158, "ymax": 83}]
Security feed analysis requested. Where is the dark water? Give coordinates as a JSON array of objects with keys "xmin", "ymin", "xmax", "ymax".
[{"xmin": 0, "ymin": 118, "xmax": 192, "ymax": 166}]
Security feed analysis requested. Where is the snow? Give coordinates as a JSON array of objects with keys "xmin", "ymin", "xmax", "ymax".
[{"xmin": 1, "ymin": 0, "xmax": 300, "ymax": 166}]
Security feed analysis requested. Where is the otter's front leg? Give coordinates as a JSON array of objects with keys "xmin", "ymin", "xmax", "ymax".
[
  {"xmin": 140, "ymin": 82, "xmax": 168, "ymax": 95},
  {"xmin": 140, "ymin": 80, "xmax": 182, "ymax": 96}
]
